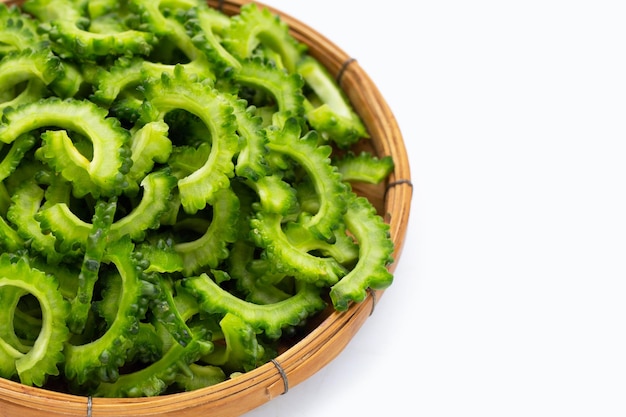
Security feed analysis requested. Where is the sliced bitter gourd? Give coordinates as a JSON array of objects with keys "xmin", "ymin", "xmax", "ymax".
[{"xmin": 0, "ymin": 254, "xmax": 70, "ymax": 387}]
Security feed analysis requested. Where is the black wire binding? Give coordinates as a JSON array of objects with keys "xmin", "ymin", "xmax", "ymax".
[
  {"xmin": 386, "ymin": 178, "xmax": 413, "ymax": 192},
  {"xmin": 385, "ymin": 178, "xmax": 413, "ymax": 200},
  {"xmin": 336, "ymin": 58, "xmax": 356, "ymax": 86},
  {"xmin": 270, "ymin": 359, "xmax": 289, "ymax": 395},
  {"xmin": 217, "ymin": 0, "xmax": 225, "ymax": 12},
  {"xmin": 369, "ymin": 289, "xmax": 378, "ymax": 316}
]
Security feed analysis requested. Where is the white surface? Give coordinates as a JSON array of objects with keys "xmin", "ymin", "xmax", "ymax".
[{"xmin": 244, "ymin": 1, "xmax": 626, "ymax": 416}]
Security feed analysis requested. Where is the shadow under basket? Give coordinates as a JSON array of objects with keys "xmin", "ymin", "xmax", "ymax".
[{"xmin": 0, "ymin": 0, "xmax": 413, "ymax": 415}]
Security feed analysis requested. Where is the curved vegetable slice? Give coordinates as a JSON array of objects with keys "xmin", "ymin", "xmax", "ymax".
[
  {"xmin": 0, "ymin": 254, "xmax": 70, "ymax": 387},
  {"xmin": 91, "ymin": 59, "xmax": 215, "ymax": 118},
  {"xmin": 233, "ymin": 57, "xmax": 305, "ymax": 121},
  {"xmin": 183, "ymin": 272, "xmax": 327, "ymax": 339},
  {"xmin": 265, "ymin": 117, "xmax": 348, "ymax": 241},
  {"xmin": 0, "ymin": 287, "xmax": 37, "ymax": 354},
  {"xmin": 0, "ymin": 47, "xmax": 83, "ymax": 102},
  {"xmin": 201, "ymin": 312, "xmax": 268, "ymax": 374},
  {"xmin": 93, "ymin": 334, "xmax": 213, "ymax": 397},
  {"xmin": 67, "ymin": 198, "xmax": 116, "ymax": 334},
  {"xmin": 89, "ymin": 57, "xmax": 206, "ymax": 112},
  {"xmin": 130, "ymin": 0, "xmax": 201, "ymax": 43},
  {"xmin": 0, "ymin": 134, "xmax": 35, "ymax": 182},
  {"xmin": 129, "ymin": 0, "xmax": 201, "ymax": 60},
  {"xmin": 138, "ymin": 238, "xmax": 184, "ymax": 274},
  {"xmin": 246, "ymin": 173, "xmax": 298, "ymax": 215},
  {"xmin": 174, "ymin": 186, "xmax": 239, "ymax": 275},
  {"xmin": 129, "ymin": 0, "xmax": 217, "ymax": 78},
  {"xmin": 90, "ymin": 57, "xmax": 152, "ymax": 108},
  {"xmin": 10, "ymin": 292, "xmax": 44, "ymax": 350},
  {"xmin": 250, "ymin": 211, "xmax": 347, "ymax": 286},
  {"xmin": 227, "ymin": 181, "xmax": 291, "ymax": 304},
  {"xmin": 228, "ymin": 240, "xmax": 291, "ymax": 305},
  {"xmin": 109, "ymin": 170, "xmax": 177, "ymax": 241},
  {"xmin": 35, "ymin": 201, "xmax": 90, "ymax": 254},
  {"xmin": 298, "ymin": 56, "xmax": 369, "ymax": 148},
  {"xmin": 2, "ymin": 81, "xmax": 49, "ymax": 114},
  {"xmin": 0, "ymin": 215, "xmax": 23, "ymax": 252},
  {"xmin": 0, "ymin": 3, "xmax": 42, "ymax": 56},
  {"xmin": 173, "ymin": 363, "xmax": 226, "ymax": 391},
  {"xmin": 7, "ymin": 181, "xmax": 66, "ymax": 264},
  {"xmin": 149, "ymin": 275, "xmax": 194, "ymax": 347},
  {"xmin": 24, "ymin": 0, "xmax": 156, "ymax": 60},
  {"xmin": 140, "ymin": 65, "xmax": 239, "ymax": 213},
  {"xmin": 185, "ymin": 5, "xmax": 241, "ymax": 72},
  {"xmin": 37, "ymin": 170, "xmax": 178, "ymax": 250},
  {"xmin": 91, "ymin": 275, "xmax": 163, "ymax": 364},
  {"xmin": 222, "ymin": 3, "xmax": 305, "ymax": 73},
  {"xmin": 37, "ymin": 130, "xmax": 103, "ymax": 199},
  {"xmin": 0, "ymin": 49, "xmax": 62, "ymax": 111},
  {"xmin": 126, "ymin": 121, "xmax": 172, "ymax": 192},
  {"xmin": 64, "ymin": 237, "xmax": 155, "ymax": 385},
  {"xmin": 94, "ymin": 270, "xmax": 212, "ymax": 397},
  {"xmin": 229, "ymin": 96, "xmax": 269, "ymax": 181},
  {"xmin": 283, "ymin": 221, "xmax": 359, "ymax": 267},
  {"xmin": 329, "ymin": 194, "xmax": 395, "ymax": 311},
  {"xmin": 1, "ymin": 97, "xmax": 132, "ymax": 198},
  {"xmin": 334, "ymin": 151, "xmax": 395, "ymax": 184}
]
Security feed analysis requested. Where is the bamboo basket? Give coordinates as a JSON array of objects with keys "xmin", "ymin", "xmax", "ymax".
[{"xmin": 0, "ymin": 0, "xmax": 413, "ymax": 415}]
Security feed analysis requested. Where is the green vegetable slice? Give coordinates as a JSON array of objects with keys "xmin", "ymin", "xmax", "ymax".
[
  {"xmin": 0, "ymin": 286, "xmax": 37, "ymax": 354},
  {"xmin": 109, "ymin": 170, "xmax": 178, "ymax": 241},
  {"xmin": 228, "ymin": 239, "xmax": 291, "ymax": 305},
  {"xmin": 201, "ymin": 312, "xmax": 268, "ymax": 374},
  {"xmin": 173, "ymin": 363, "xmax": 226, "ymax": 392},
  {"xmin": 229, "ymin": 96, "xmax": 269, "ymax": 181},
  {"xmin": 174, "ymin": 186, "xmax": 240, "ymax": 275},
  {"xmin": 329, "ymin": 194, "xmax": 395, "ymax": 311},
  {"xmin": 265, "ymin": 117, "xmax": 348, "ymax": 241},
  {"xmin": 7, "ymin": 181, "xmax": 66, "ymax": 264},
  {"xmin": 37, "ymin": 169, "xmax": 178, "ymax": 250},
  {"xmin": 149, "ymin": 275, "xmax": 194, "ymax": 347},
  {"xmin": 126, "ymin": 121, "xmax": 173, "ymax": 193},
  {"xmin": 334, "ymin": 151, "xmax": 395, "ymax": 184},
  {"xmin": 130, "ymin": 0, "xmax": 218, "ymax": 78},
  {"xmin": 185, "ymin": 4, "xmax": 241, "ymax": 72},
  {"xmin": 64, "ymin": 237, "xmax": 155, "ymax": 385},
  {"xmin": 283, "ymin": 221, "xmax": 359, "ymax": 267},
  {"xmin": 222, "ymin": 2, "xmax": 305, "ymax": 74},
  {"xmin": 0, "ymin": 3, "xmax": 42, "ymax": 56},
  {"xmin": 1, "ymin": 97, "xmax": 132, "ymax": 198},
  {"xmin": 246, "ymin": 173, "xmax": 298, "ymax": 215},
  {"xmin": 250, "ymin": 211, "xmax": 347, "ymax": 286},
  {"xmin": 23, "ymin": 0, "xmax": 156, "ymax": 60},
  {"xmin": 94, "ymin": 334, "xmax": 213, "ymax": 397},
  {"xmin": 0, "ymin": 49, "xmax": 61, "ymax": 110},
  {"xmin": 140, "ymin": 65, "xmax": 239, "ymax": 213},
  {"xmin": 298, "ymin": 56, "xmax": 369, "ymax": 147},
  {"xmin": 0, "ymin": 133, "xmax": 35, "ymax": 182},
  {"xmin": 0, "ymin": 47, "xmax": 83, "ymax": 101},
  {"xmin": 0, "ymin": 215, "xmax": 23, "ymax": 252},
  {"xmin": 183, "ymin": 272, "xmax": 327, "ymax": 339},
  {"xmin": 67, "ymin": 198, "xmax": 116, "ymax": 334},
  {"xmin": 233, "ymin": 57, "xmax": 305, "ymax": 121},
  {"xmin": 0, "ymin": 254, "xmax": 70, "ymax": 387}
]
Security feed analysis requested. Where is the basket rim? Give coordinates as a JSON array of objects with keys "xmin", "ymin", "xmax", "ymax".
[{"xmin": 0, "ymin": 0, "xmax": 413, "ymax": 415}]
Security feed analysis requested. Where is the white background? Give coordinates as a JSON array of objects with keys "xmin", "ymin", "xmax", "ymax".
[{"xmin": 245, "ymin": 1, "xmax": 626, "ymax": 416}]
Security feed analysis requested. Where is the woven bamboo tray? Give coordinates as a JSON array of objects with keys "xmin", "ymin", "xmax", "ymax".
[{"xmin": 0, "ymin": 0, "xmax": 413, "ymax": 415}]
